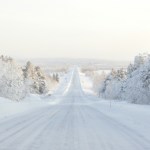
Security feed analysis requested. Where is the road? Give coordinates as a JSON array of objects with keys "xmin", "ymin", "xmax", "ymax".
[{"xmin": 0, "ymin": 69, "xmax": 150, "ymax": 150}]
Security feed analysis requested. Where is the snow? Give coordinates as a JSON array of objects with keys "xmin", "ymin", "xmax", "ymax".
[
  {"xmin": 94, "ymin": 69, "xmax": 111, "ymax": 75},
  {"xmin": 0, "ymin": 68, "xmax": 150, "ymax": 150},
  {"xmin": 79, "ymin": 71, "xmax": 94, "ymax": 95},
  {"xmin": 89, "ymin": 99, "xmax": 150, "ymax": 143},
  {"xmin": 99, "ymin": 53, "xmax": 150, "ymax": 104},
  {"xmin": 0, "ymin": 95, "xmax": 48, "ymax": 120}
]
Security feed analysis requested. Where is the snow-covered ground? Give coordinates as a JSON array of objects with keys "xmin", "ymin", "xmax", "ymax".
[
  {"xmin": 79, "ymin": 71, "xmax": 94, "ymax": 95},
  {"xmin": 0, "ymin": 95, "xmax": 48, "ymax": 120},
  {"xmin": 91, "ymin": 100, "xmax": 150, "ymax": 144},
  {"xmin": 0, "ymin": 68, "xmax": 150, "ymax": 150},
  {"xmin": 94, "ymin": 69, "xmax": 111, "ymax": 75}
]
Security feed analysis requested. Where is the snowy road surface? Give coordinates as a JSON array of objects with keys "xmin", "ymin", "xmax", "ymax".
[{"xmin": 0, "ymin": 69, "xmax": 150, "ymax": 150}]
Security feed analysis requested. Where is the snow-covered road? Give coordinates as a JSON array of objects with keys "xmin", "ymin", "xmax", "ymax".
[{"xmin": 0, "ymin": 69, "xmax": 150, "ymax": 150}]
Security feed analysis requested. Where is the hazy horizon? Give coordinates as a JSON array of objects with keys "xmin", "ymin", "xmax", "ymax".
[{"xmin": 0, "ymin": 0, "xmax": 150, "ymax": 61}]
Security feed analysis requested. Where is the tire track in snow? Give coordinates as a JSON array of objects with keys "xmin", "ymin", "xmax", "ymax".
[
  {"xmin": 0, "ymin": 107, "xmax": 51, "ymax": 144},
  {"xmin": 0, "ymin": 106, "xmax": 61, "ymax": 150}
]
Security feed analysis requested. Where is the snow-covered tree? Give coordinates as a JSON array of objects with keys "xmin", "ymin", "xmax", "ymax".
[
  {"xmin": 0, "ymin": 56, "xmax": 27, "ymax": 101},
  {"xmin": 0, "ymin": 55, "xmax": 60, "ymax": 101},
  {"xmin": 99, "ymin": 53, "xmax": 150, "ymax": 104},
  {"xmin": 122, "ymin": 55, "xmax": 150, "ymax": 104},
  {"xmin": 23, "ymin": 62, "xmax": 58, "ymax": 95},
  {"xmin": 100, "ymin": 68, "xmax": 126, "ymax": 100},
  {"xmin": 134, "ymin": 54, "xmax": 146, "ymax": 69}
]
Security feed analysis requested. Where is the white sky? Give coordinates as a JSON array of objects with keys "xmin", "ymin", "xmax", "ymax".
[{"xmin": 0, "ymin": 0, "xmax": 150, "ymax": 60}]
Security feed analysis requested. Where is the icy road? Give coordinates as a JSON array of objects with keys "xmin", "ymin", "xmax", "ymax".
[{"xmin": 0, "ymin": 69, "xmax": 150, "ymax": 150}]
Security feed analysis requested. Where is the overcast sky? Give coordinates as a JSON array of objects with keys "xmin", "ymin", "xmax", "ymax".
[{"xmin": 0, "ymin": 0, "xmax": 150, "ymax": 60}]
